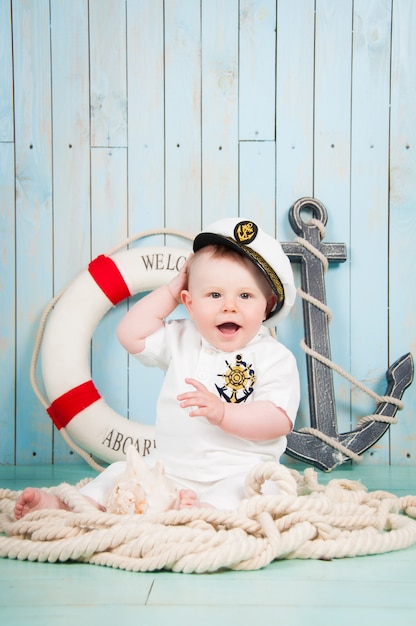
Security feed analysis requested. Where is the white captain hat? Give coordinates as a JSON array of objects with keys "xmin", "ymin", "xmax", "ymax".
[{"xmin": 193, "ymin": 217, "xmax": 296, "ymax": 327}]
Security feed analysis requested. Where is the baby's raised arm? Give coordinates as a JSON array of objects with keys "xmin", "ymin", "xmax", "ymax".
[{"xmin": 117, "ymin": 259, "xmax": 189, "ymax": 355}]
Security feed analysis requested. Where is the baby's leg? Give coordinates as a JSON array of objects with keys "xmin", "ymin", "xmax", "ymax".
[
  {"xmin": 14, "ymin": 487, "xmax": 69, "ymax": 519},
  {"xmin": 199, "ymin": 473, "xmax": 247, "ymax": 510},
  {"xmin": 14, "ymin": 487, "xmax": 105, "ymax": 519},
  {"xmin": 79, "ymin": 461, "xmax": 127, "ymax": 508}
]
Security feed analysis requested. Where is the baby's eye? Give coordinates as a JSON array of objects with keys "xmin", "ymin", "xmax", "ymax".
[
  {"xmin": 240, "ymin": 292, "xmax": 251, "ymax": 299},
  {"xmin": 210, "ymin": 292, "xmax": 221, "ymax": 298}
]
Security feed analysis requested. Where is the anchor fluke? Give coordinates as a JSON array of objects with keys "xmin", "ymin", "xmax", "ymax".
[{"xmin": 286, "ymin": 352, "xmax": 414, "ymax": 471}]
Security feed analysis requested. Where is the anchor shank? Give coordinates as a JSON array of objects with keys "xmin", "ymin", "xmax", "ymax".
[
  {"xmin": 299, "ymin": 233, "xmax": 338, "ymax": 435},
  {"xmin": 282, "ymin": 199, "xmax": 347, "ymax": 440}
]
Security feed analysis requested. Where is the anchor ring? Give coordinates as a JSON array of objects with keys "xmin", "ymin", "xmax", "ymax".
[{"xmin": 289, "ymin": 197, "xmax": 328, "ymax": 236}]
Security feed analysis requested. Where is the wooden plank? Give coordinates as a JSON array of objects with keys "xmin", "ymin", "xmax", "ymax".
[
  {"xmin": 149, "ymin": 578, "xmax": 416, "ymax": 608},
  {"xmin": 274, "ymin": 0, "xmax": 315, "ymax": 450},
  {"xmin": 0, "ymin": 0, "xmax": 13, "ymax": 141},
  {"xmin": 90, "ymin": 147, "xmax": 129, "ymax": 427},
  {"xmin": 239, "ymin": 0, "xmax": 276, "ymax": 140},
  {"xmin": 0, "ymin": 605, "xmax": 415, "ymax": 626},
  {"xmin": 13, "ymin": 0, "xmax": 54, "ymax": 464},
  {"xmin": 127, "ymin": 0, "xmax": 195, "ymax": 426},
  {"xmin": 164, "ymin": 0, "xmax": 201, "ymax": 235},
  {"xmin": 0, "ymin": 142, "xmax": 15, "ymax": 464},
  {"xmin": 50, "ymin": 0, "xmax": 91, "ymax": 462},
  {"xmin": 275, "ymin": 0, "xmax": 315, "ymax": 226},
  {"xmin": 349, "ymin": 0, "xmax": 392, "ymax": 464},
  {"xmin": 127, "ymin": 0, "xmax": 165, "ymax": 239},
  {"xmin": 1, "ymin": 567, "xmax": 152, "ymax": 606},
  {"xmin": 239, "ymin": 141, "xmax": 275, "ymax": 234},
  {"xmin": 201, "ymin": 0, "xmax": 239, "ymax": 225},
  {"xmin": 313, "ymin": 0, "xmax": 353, "ymax": 436},
  {"xmin": 89, "ymin": 0, "xmax": 127, "ymax": 147},
  {"xmin": 126, "ymin": 0, "xmax": 167, "ymax": 426},
  {"xmin": 50, "ymin": 0, "xmax": 91, "ymax": 290},
  {"xmin": 389, "ymin": 0, "xmax": 416, "ymax": 465},
  {"xmin": 0, "ymin": 0, "xmax": 15, "ymax": 463}
]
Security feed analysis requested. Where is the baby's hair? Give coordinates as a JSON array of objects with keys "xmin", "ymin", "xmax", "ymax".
[
  {"xmin": 188, "ymin": 244, "xmax": 274, "ymax": 297},
  {"xmin": 187, "ymin": 244, "xmax": 246, "ymax": 276}
]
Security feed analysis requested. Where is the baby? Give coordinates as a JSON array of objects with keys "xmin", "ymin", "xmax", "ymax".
[{"xmin": 15, "ymin": 217, "xmax": 300, "ymax": 518}]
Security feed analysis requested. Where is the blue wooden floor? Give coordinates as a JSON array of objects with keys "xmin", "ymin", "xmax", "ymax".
[{"xmin": 1, "ymin": 462, "xmax": 416, "ymax": 626}]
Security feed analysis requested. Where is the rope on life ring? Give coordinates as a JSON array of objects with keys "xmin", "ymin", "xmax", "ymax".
[{"xmin": 30, "ymin": 229, "xmax": 193, "ymax": 471}]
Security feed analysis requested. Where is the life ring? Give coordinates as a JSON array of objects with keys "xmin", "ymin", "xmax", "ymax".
[{"xmin": 40, "ymin": 244, "xmax": 191, "ymax": 465}]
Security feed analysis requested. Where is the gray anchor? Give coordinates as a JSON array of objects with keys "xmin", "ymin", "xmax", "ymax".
[{"xmin": 281, "ymin": 197, "xmax": 414, "ymax": 471}]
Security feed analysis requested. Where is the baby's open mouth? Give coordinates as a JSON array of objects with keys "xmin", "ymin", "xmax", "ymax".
[{"xmin": 217, "ymin": 323, "xmax": 240, "ymax": 335}]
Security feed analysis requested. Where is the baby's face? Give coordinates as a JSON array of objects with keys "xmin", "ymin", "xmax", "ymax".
[{"xmin": 181, "ymin": 248, "xmax": 274, "ymax": 352}]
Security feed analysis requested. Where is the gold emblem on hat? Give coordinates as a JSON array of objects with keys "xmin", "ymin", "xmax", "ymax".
[{"xmin": 234, "ymin": 221, "xmax": 258, "ymax": 245}]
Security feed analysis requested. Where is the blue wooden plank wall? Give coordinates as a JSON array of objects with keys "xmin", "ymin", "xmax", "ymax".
[{"xmin": 0, "ymin": 0, "xmax": 415, "ymax": 466}]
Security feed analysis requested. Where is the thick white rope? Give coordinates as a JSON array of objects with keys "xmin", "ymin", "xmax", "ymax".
[{"xmin": 1, "ymin": 463, "xmax": 415, "ymax": 573}]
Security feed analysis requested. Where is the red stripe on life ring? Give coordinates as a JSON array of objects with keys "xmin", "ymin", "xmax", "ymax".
[
  {"xmin": 47, "ymin": 380, "xmax": 101, "ymax": 429},
  {"xmin": 88, "ymin": 254, "xmax": 131, "ymax": 305}
]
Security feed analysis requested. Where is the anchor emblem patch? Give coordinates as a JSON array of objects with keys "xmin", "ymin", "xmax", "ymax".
[
  {"xmin": 234, "ymin": 221, "xmax": 258, "ymax": 245},
  {"xmin": 216, "ymin": 354, "xmax": 256, "ymax": 403}
]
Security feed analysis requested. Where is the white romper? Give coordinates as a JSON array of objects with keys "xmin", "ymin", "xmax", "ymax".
[{"xmin": 81, "ymin": 319, "xmax": 300, "ymax": 510}]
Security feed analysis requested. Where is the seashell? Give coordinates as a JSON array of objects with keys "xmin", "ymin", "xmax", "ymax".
[{"xmin": 105, "ymin": 446, "xmax": 179, "ymax": 515}]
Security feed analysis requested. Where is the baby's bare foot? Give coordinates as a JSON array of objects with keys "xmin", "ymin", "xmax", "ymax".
[
  {"xmin": 14, "ymin": 487, "xmax": 69, "ymax": 519},
  {"xmin": 178, "ymin": 489, "xmax": 213, "ymax": 509},
  {"xmin": 179, "ymin": 489, "xmax": 199, "ymax": 509}
]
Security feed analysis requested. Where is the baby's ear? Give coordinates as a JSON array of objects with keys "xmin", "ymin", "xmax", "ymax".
[
  {"xmin": 265, "ymin": 293, "xmax": 278, "ymax": 319},
  {"xmin": 181, "ymin": 290, "xmax": 193, "ymax": 316}
]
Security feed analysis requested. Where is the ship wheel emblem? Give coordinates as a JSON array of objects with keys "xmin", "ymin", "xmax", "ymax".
[{"xmin": 216, "ymin": 354, "xmax": 256, "ymax": 403}]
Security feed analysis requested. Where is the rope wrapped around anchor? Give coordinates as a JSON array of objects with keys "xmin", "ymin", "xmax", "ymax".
[{"xmin": 1, "ymin": 462, "xmax": 416, "ymax": 574}]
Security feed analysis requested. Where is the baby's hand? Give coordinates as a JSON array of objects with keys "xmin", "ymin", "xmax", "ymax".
[
  {"xmin": 177, "ymin": 378, "xmax": 225, "ymax": 426},
  {"xmin": 167, "ymin": 255, "xmax": 192, "ymax": 303}
]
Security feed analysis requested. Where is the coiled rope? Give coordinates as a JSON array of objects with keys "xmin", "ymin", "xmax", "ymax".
[{"xmin": 1, "ymin": 462, "xmax": 415, "ymax": 573}]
